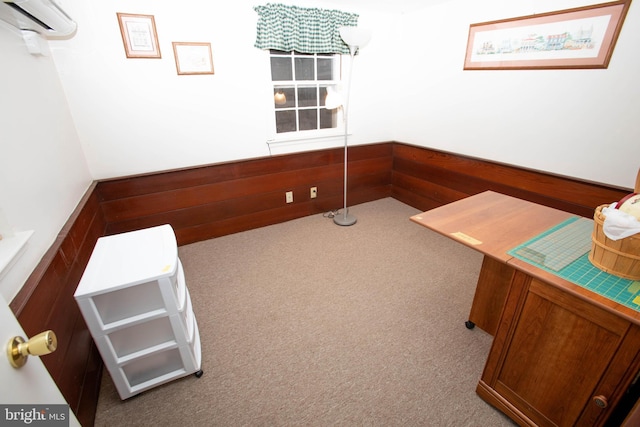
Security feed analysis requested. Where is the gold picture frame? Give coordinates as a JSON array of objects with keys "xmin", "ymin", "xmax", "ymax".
[
  {"xmin": 172, "ymin": 42, "xmax": 215, "ymax": 75},
  {"xmin": 463, "ymin": 0, "xmax": 631, "ymax": 70},
  {"xmin": 117, "ymin": 13, "xmax": 161, "ymax": 59}
]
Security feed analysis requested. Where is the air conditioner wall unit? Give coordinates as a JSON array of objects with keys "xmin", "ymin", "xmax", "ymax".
[{"xmin": 1, "ymin": 0, "xmax": 76, "ymax": 37}]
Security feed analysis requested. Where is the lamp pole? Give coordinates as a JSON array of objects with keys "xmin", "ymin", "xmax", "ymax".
[
  {"xmin": 334, "ymin": 46, "xmax": 357, "ymax": 226},
  {"xmin": 331, "ymin": 26, "xmax": 370, "ymax": 226}
]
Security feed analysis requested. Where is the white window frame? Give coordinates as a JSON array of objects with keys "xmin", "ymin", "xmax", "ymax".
[{"xmin": 267, "ymin": 50, "xmax": 344, "ymax": 144}]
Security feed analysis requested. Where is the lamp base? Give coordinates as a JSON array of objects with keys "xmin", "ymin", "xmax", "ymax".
[{"xmin": 333, "ymin": 213, "xmax": 357, "ymax": 226}]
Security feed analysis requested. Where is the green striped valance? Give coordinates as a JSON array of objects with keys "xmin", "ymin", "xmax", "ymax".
[{"xmin": 254, "ymin": 3, "xmax": 358, "ymax": 54}]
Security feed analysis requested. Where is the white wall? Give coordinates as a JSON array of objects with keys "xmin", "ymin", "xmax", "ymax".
[
  {"xmin": 395, "ymin": 0, "xmax": 640, "ymax": 188},
  {"xmin": 0, "ymin": 21, "xmax": 92, "ymax": 301},
  {"xmin": 51, "ymin": 0, "xmax": 638, "ymax": 187},
  {"xmin": 50, "ymin": 0, "xmax": 397, "ymax": 179},
  {"xmin": 49, "ymin": 0, "xmax": 639, "ymax": 187}
]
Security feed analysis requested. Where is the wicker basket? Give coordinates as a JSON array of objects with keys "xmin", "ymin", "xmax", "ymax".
[{"xmin": 588, "ymin": 204, "xmax": 640, "ymax": 280}]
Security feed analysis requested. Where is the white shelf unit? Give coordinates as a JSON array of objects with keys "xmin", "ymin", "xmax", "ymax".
[{"xmin": 74, "ymin": 224, "xmax": 202, "ymax": 400}]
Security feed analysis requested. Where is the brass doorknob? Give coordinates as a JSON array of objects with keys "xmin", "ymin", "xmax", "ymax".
[{"xmin": 6, "ymin": 330, "xmax": 57, "ymax": 368}]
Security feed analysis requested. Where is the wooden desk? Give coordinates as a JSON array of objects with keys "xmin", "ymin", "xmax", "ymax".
[
  {"xmin": 410, "ymin": 190, "xmax": 572, "ymax": 335},
  {"xmin": 411, "ymin": 190, "xmax": 640, "ymax": 427}
]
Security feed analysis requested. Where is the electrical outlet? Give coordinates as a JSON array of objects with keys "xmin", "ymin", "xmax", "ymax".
[
  {"xmin": 310, "ymin": 187, "xmax": 317, "ymax": 199},
  {"xmin": 286, "ymin": 191, "xmax": 293, "ymax": 203}
]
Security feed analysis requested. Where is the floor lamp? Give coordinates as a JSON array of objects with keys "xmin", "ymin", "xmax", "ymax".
[{"xmin": 331, "ymin": 26, "xmax": 372, "ymax": 227}]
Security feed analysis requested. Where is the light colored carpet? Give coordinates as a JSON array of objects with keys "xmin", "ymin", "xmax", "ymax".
[{"xmin": 94, "ymin": 198, "xmax": 515, "ymax": 426}]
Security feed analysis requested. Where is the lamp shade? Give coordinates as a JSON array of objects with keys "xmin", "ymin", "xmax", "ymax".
[
  {"xmin": 339, "ymin": 27, "xmax": 372, "ymax": 50},
  {"xmin": 324, "ymin": 86, "xmax": 343, "ymax": 110},
  {"xmin": 274, "ymin": 90, "xmax": 286, "ymax": 105}
]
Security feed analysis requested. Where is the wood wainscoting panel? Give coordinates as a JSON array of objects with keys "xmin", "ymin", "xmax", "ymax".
[
  {"xmin": 392, "ymin": 143, "xmax": 631, "ymax": 217},
  {"xmin": 10, "ymin": 183, "xmax": 107, "ymax": 427},
  {"xmin": 98, "ymin": 143, "xmax": 394, "ymax": 245}
]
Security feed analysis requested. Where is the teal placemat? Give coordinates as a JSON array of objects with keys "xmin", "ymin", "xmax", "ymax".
[{"xmin": 509, "ymin": 217, "xmax": 640, "ymax": 312}]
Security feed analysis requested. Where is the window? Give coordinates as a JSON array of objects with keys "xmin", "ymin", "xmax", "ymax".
[{"xmin": 270, "ymin": 50, "xmax": 341, "ymax": 135}]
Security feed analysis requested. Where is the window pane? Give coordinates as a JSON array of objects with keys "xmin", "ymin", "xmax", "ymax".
[
  {"xmin": 319, "ymin": 108, "xmax": 336, "ymax": 129},
  {"xmin": 297, "ymin": 87, "xmax": 317, "ymax": 108},
  {"xmin": 317, "ymin": 58, "xmax": 333, "ymax": 80},
  {"xmin": 299, "ymin": 109, "xmax": 317, "ymax": 131},
  {"xmin": 294, "ymin": 57, "xmax": 314, "ymax": 81},
  {"xmin": 276, "ymin": 110, "xmax": 297, "ymax": 133},
  {"xmin": 271, "ymin": 57, "xmax": 292, "ymax": 81},
  {"xmin": 270, "ymin": 52, "xmax": 340, "ymax": 135},
  {"xmin": 274, "ymin": 87, "xmax": 295, "ymax": 109}
]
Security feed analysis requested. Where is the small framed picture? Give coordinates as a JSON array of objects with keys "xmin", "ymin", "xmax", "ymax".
[
  {"xmin": 117, "ymin": 13, "xmax": 161, "ymax": 59},
  {"xmin": 172, "ymin": 42, "xmax": 215, "ymax": 75}
]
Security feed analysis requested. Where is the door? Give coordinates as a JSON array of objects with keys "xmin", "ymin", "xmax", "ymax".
[{"xmin": 0, "ymin": 293, "xmax": 80, "ymax": 426}]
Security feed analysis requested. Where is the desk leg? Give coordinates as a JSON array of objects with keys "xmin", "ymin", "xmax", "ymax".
[{"xmin": 467, "ymin": 256, "xmax": 514, "ymax": 336}]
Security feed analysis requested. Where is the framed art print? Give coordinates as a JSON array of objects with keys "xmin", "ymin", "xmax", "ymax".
[
  {"xmin": 172, "ymin": 42, "xmax": 215, "ymax": 75},
  {"xmin": 117, "ymin": 13, "xmax": 161, "ymax": 59},
  {"xmin": 463, "ymin": 0, "xmax": 631, "ymax": 70}
]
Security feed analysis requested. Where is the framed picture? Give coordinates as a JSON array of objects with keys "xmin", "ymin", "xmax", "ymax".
[
  {"xmin": 463, "ymin": 0, "xmax": 631, "ymax": 70},
  {"xmin": 172, "ymin": 42, "xmax": 215, "ymax": 75},
  {"xmin": 117, "ymin": 13, "xmax": 161, "ymax": 59}
]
